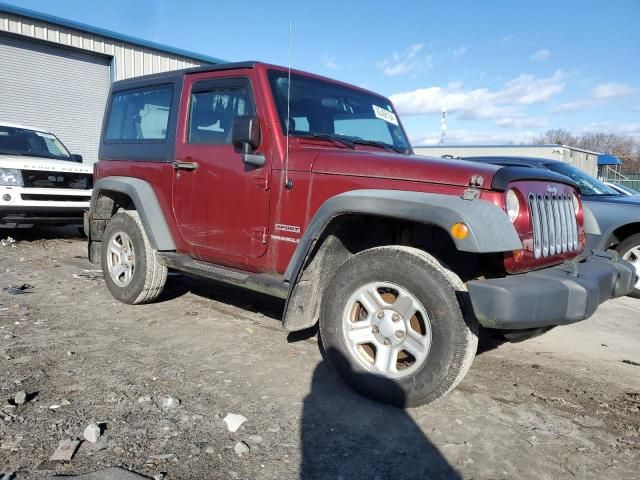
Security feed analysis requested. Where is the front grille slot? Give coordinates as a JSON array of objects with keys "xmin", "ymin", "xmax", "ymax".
[
  {"xmin": 21, "ymin": 194, "xmax": 91, "ymax": 202},
  {"xmin": 528, "ymin": 193, "xmax": 578, "ymax": 259},
  {"xmin": 21, "ymin": 170, "xmax": 92, "ymax": 190}
]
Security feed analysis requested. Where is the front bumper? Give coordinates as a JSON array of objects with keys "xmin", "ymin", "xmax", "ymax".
[
  {"xmin": 0, "ymin": 185, "xmax": 90, "ymax": 226},
  {"xmin": 0, "ymin": 206, "xmax": 87, "ymax": 226},
  {"xmin": 468, "ymin": 252, "xmax": 636, "ymax": 329}
]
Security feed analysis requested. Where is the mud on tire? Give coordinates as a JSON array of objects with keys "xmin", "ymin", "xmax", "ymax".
[
  {"xmin": 101, "ymin": 210, "xmax": 167, "ymax": 304},
  {"xmin": 319, "ymin": 246, "xmax": 478, "ymax": 407}
]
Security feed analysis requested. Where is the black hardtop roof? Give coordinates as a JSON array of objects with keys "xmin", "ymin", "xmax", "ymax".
[{"xmin": 111, "ymin": 61, "xmax": 258, "ymax": 89}]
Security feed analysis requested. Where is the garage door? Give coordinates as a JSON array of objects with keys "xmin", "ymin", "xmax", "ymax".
[{"xmin": 0, "ymin": 34, "xmax": 111, "ymax": 163}]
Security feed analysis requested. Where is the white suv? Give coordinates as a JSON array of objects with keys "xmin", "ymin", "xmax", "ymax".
[{"xmin": 0, "ymin": 122, "xmax": 92, "ymax": 228}]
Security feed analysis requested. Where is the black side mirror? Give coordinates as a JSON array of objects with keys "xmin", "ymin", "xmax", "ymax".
[
  {"xmin": 232, "ymin": 116, "xmax": 264, "ymax": 167},
  {"xmin": 232, "ymin": 116, "xmax": 261, "ymax": 150},
  {"xmin": 70, "ymin": 154, "xmax": 83, "ymax": 163}
]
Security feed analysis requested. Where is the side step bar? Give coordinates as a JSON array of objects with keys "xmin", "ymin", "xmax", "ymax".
[{"xmin": 159, "ymin": 253, "xmax": 289, "ymax": 299}]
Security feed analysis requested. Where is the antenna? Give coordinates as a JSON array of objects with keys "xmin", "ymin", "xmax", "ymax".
[{"xmin": 284, "ymin": 20, "xmax": 294, "ymax": 190}]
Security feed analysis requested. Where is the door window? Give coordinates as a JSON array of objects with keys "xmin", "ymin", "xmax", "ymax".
[{"xmin": 188, "ymin": 80, "xmax": 255, "ymax": 144}]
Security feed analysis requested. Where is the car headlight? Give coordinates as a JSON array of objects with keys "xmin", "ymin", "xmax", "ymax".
[
  {"xmin": 506, "ymin": 189, "xmax": 520, "ymax": 222},
  {"xmin": 0, "ymin": 168, "xmax": 22, "ymax": 186}
]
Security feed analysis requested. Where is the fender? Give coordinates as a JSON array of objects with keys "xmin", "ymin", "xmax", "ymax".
[
  {"xmin": 583, "ymin": 201, "xmax": 640, "ymax": 251},
  {"xmin": 284, "ymin": 189, "xmax": 522, "ymax": 284},
  {"xmin": 90, "ymin": 176, "xmax": 176, "ymax": 251}
]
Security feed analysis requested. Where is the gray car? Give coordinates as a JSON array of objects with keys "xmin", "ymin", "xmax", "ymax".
[{"xmin": 461, "ymin": 156, "xmax": 640, "ymax": 298}]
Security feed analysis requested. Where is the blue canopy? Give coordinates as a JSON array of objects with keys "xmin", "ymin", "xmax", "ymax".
[{"xmin": 598, "ymin": 154, "xmax": 621, "ymax": 165}]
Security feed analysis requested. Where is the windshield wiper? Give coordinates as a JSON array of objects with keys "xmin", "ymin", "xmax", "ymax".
[
  {"xmin": 350, "ymin": 138, "xmax": 408, "ymax": 154},
  {"xmin": 295, "ymin": 133, "xmax": 355, "ymax": 149}
]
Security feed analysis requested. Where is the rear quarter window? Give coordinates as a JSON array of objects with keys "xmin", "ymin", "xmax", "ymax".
[{"xmin": 105, "ymin": 85, "xmax": 173, "ymax": 142}]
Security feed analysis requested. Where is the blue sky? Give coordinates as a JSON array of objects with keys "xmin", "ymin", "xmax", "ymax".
[{"xmin": 8, "ymin": 0, "xmax": 640, "ymax": 145}]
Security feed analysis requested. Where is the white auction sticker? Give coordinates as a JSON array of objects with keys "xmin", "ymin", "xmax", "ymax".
[{"xmin": 372, "ymin": 105, "xmax": 399, "ymax": 126}]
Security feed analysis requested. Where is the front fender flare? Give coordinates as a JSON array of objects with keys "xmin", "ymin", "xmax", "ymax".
[{"xmin": 284, "ymin": 189, "xmax": 522, "ymax": 284}]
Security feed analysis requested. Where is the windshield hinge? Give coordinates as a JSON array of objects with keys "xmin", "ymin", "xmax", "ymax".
[
  {"xmin": 469, "ymin": 175, "xmax": 484, "ymax": 187},
  {"xmin": 254, "ymin": 173, "xmax": 270, "ymax": 190}
]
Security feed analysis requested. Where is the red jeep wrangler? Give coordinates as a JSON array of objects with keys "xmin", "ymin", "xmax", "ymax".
[{"xmin": 86, "ymin": 62, "xmax": 635, "ymax": 406}]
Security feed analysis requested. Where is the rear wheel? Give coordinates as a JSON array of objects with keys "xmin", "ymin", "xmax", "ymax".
[
  {"xmin": 319, "ymin": 246, "xmax": 478, "ymax": 407},
  {"xmin": 101, "ymin": 211, "xmax": 167, "ymax": 304},
  {"xmin": 616, "ymin": 233, "xmax": 640, "ymax": 298}
]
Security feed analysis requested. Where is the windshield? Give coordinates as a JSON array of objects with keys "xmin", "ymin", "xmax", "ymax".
[
  {"xmin": 268, "ymin": 70, "xmax": 411, "ymax": 153},
  {"xmin": 0, "ymin": 125, "xmax": 71, "ymax": 160},
  {"xmin": 546, "ymin": 162, "xmax": 620, "ymax": 196}
]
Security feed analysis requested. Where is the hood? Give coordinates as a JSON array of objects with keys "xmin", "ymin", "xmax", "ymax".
[
  {"xmin": 583, "ymin": 194, "xmax": 640, "ymax": 206},
  {"xmin": 0, "ymin": 154, "xmax": 93, "ymax": 174},
  {"xmin": 311, "ymin": 150, "xmax": 500, "ymax": 188}
]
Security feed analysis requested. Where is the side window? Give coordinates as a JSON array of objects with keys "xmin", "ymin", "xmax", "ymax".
[
  {"xmin": 105, "ymin": 85, "xmax": 173, "ymax": 141},
  {"xmin": 188, "ymin": 80, "xmax": 255, "ymax": 145}
]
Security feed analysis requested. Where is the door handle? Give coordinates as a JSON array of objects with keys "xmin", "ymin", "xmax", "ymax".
[{"xmin": 173, "ymin": 160, "xmax": 199, "ymax": 171}]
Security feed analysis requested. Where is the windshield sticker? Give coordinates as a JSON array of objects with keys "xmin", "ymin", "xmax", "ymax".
[{"xmin": 372, "ymin": 105, "xmax": 399, "ymax": 126}]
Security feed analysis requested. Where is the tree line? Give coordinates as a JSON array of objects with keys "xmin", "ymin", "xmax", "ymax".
[{"xmin": 532, "ymin": 129, "xmax": 640, "ymax": 174}]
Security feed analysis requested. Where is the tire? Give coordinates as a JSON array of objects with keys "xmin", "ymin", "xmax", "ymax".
[
  {"xmin": 616, "ymin": 233, "xmax": 640, "ymax": 298},
  {"xmin": 101, "ymin": 210, "xmax": 167, "ymax": 304},
  {"xmin": 319, "ymin": 246, "xmax": 478, "ymax": 407}
]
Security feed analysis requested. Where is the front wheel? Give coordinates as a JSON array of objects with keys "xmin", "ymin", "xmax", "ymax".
[
  {"xmin": 319, "ymin": 246, "xmax": 478, "ymax": 407},
  {"xmin": 616, "ymin": 233, "xmax": 640, "ymax": 298},
  {"xmin": 101, "ymin": 210, "xmax": 167, "ymax": 304}
]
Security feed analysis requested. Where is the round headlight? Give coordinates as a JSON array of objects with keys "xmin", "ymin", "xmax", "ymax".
[
  {"xmin": 506, "ymin": 189, "xmax": 520, "ymax": 222},
  {"xmin": 572, "ymin": 193, "xmax": 580, "ymax": 212}
]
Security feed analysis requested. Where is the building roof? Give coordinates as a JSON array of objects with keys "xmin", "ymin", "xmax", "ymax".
[
  {"xmin": 0, "ymin": 2, "xmax": 227, "ymax": 65},
  {"xmin": 597, "ymin": 154, "xmax": 621, "ymax": 165},
  {"xmin": 414, "ymin": 143, "xmax": 599, "ymax": 153}
]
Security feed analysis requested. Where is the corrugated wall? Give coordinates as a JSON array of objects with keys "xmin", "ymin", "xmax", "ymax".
[{"xmin": 0, "ymin": 11, "xmax": 203, "ymax": 81}]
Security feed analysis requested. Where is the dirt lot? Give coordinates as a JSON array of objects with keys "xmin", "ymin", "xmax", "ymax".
[{"xmin": 0, "ymin": 229, "xmax": 639, "ymax": 480}]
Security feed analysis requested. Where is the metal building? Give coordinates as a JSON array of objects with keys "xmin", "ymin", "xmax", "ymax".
[
  {"xmin": 0, "ymin": 2, "xmax": 224, "ymax": 163},
  {"xmin": 414, "ymin": 144, "xmax": 599, "ymax": 176}
]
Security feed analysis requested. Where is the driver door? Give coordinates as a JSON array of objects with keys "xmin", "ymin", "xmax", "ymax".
[{"xmin": 172, "ymin": 73, "xmax": 271, "ymax": 261}]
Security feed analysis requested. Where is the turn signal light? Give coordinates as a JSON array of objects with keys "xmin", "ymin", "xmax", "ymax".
[
  {"xmin": 451, "ymin": 223, "xmax": 469, "ymax": 240},
  {"xmin": 512, "ymin": 249, "xmax": 525, "ymax": 262}
]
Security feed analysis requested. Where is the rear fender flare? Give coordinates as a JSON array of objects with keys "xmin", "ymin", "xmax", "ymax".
[{"xmin": 90, "ymin": 176, "xmax": 176, "ymax": 251}]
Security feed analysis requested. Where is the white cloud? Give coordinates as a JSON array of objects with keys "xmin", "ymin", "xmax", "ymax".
[
  {"xmin": 320, "ymin": 54, "xmax": 341, "ymax": 70},
  {"xmin": 452, "ymin": 46, "xmax": 467, "ymax": 57},
  {"xmin": 530, "ymin": 49, "xmax": 551, "ymax": 62},
  {"xmin": 553, "ymin": 99, "xmax": 593, "ymax": 113},
  {"xmin": 592, "ymin": 82, "xmax": 635, "ymax": 99},
  {"xmin": 502, "ymin": 71, "xmax": 565, "ymax": 104},
  {"xmin": 494, "ymin": 115, "xmax": 548, "ymax": 128},
  {"xmin": 376, "ymin": 43, "xmax": 432, "ymax": 76},
  {"xmin": 553, "ymin": 82, "xmax": 636, "ymax": 112},
  {"xmin": 501, "ymin": 35, "xmax": 514, "ymax": 44},
  {"xmin": 412, "ymin": 129, "xmax": 538, "ymax": 146},
  {"xmin": 389, "ymin": 70, "xmax": 565, "ymax": 126}
]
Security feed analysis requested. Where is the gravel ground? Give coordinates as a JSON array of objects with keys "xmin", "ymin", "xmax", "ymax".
[{"xmin": 0, "ymin": 228, "xmax": 639, "ymax": 480}]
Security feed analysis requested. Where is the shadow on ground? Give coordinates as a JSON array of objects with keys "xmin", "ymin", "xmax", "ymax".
[
  {"xmin": 159, "ymin": 274, "xmax": 285, "ymax": 321},
  {"xmin": 0, "ymin": 225, "xmax": 83, "ymax": 241},
  {"xmin": 300, "ymin": 349, "xmax": 461, "ymax": 480}
]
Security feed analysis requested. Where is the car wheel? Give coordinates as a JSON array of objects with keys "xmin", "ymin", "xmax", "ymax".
[
  {"xmin": 319, "ymin": 246, "xmax": 478, "ymax": 407},
  {"xmin": 101, "ymin": 210, "xmax": 167, "ymax": 304},
  {"xmin": 616, "ymin": 233, "xmax": 640, "ymax": 298}
]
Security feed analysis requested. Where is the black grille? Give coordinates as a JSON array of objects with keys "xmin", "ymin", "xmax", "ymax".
[{"xmin": 21, "ymin": 170, "xmax": 93, "ymax": 190}]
